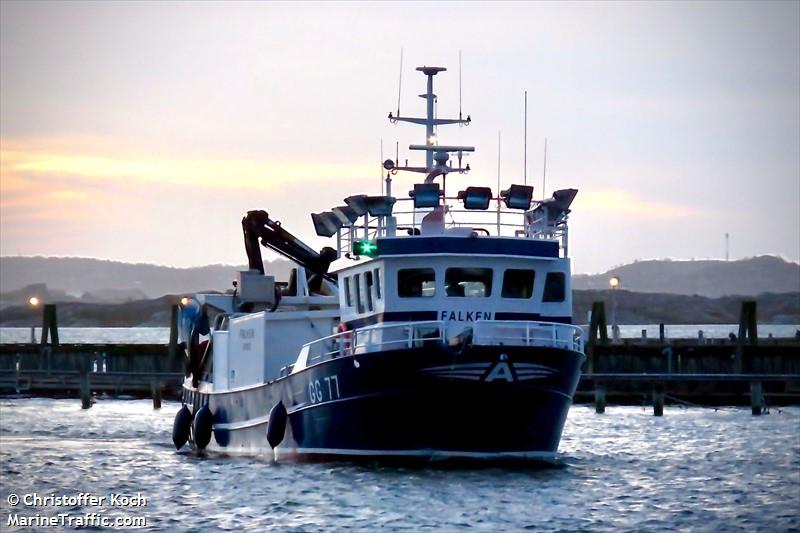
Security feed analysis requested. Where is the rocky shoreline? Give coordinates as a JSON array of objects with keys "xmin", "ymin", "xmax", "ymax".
[{"xmin": 1, "ymin": 291, "xmax": 797, "ymax": 327}]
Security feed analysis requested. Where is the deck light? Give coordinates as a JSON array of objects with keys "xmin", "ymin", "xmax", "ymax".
[
  {"xmin": 180, "ymin": 296, "xmax": 190, "ymax": 307},
  {"xmin": 609, "ymin": 276, "xmax": 620, "ymax": 289},
  {"xmin": 365, "ymin": 195, "xmax": 397, "ymax": 216},
  {"xmin": 28, "ymin": 296, "xmax": 39, "ymax": 307},
  {"xmin": 332, "ymin": 205, "xmax": 360, "ymax": 225},
  {"xmin": 500, "ymin": 184, "xmax": 534, "ymax": 210},
  {"xmin": 551, "ymin": 188, "xmax": 579, "ymax": 212},
  {"xmin": 410, "ymin": 183, "xmax": 441, "ymax": 208},
  {"xmin": 457, "ymin": 186, "xmax": 492, "ymax": 210},
  {"xmin": 311, "ymin": 211, "xmax": 342, "ymax": 237},
  {"xmin": 344, "ymin": 195, "xmax": 369, "ymax": 216},
  {"xmin": 353, "ymin": 240, "xmax": 378, "ymax": 257}
]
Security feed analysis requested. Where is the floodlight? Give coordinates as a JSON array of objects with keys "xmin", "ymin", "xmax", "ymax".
[
  {"xmin": 344, "ymin": 195, "xmax": 368, "ymax": 216},
  {"xmin": 332, "ymin": 205, "xmax": 359, "ymax": 225},
  {"xmin": 457, "ymin": 187, "xmax": 492, "ymax": 210},
  {"xmin": 365, "ymin": 195, "xmax": 397, "ymax": 216},
  {"xmin": 410, "ymin": 183, "xmax": 441, "ymax": 208},
  {"xmin": 551, "ymin": 188, "xmax": 579, "ymax": 212},
  {"xmin": 501, "ymin": 184, "xmax": 534, "ymax": 210},
  {"xmin": 311, "ymin": 212, "xmax": 342, "ymax": 237}
]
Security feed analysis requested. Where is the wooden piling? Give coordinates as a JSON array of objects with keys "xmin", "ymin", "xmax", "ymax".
[
  {"xmin": 653, "ymin": 383, "xmax": 665, "ymax": 416},
  {"xmin": 750, "ymin": 381, "xmax": 765, "ymax": 415},
  {"xmin": 735, "ymin": 301, "xmax": 758, "ymax": 373},
  {"xmin": 595, "ymin": 383, "xmax": 606, "ymax": 414},
  {"xmin": 738, "ymin": 301, "xmax": 758, "ymax": 344},
  {"xmin": 14, "ymin": 354, "xmax": 21, "ymax": 394},
  {"xmin": 589, "ymin": 302, "xmax": 609, "ymax": 345},
  {"xmin": 151, "ymin": 381, "xmax": 162, "ymax": 409},
  {"xmin": 40, "ymin": 304, "xmax": 59, "ymax": 347},
  {"xmin": 152, "ymin": 329, "xmax": 163, "ymax": 409},
  {"xmin": 79, "ymin": 355, "xmax": 92, "ymax": 409},
  {"xmin": 168, "ymin": 304, "xmax": 179, "ymax": 361},
  {"xmin": 586, "ymin": 302, "xmax": 608, "ymax": 374}
]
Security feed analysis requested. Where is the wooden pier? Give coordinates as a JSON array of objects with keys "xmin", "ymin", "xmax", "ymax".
[
  {"xmin": 1, "ymin": 301, "xmax": 798, "ymax": 414},
  {"xmin": 579, "ymin": 301, "xmax": 800, "ymax": 414},
  {"xmin": 0, "ymin": 343, "xmax": 185, "ymax": 403},
  {"xmin": 0, "ymin": 304, "xmax": 184, "ymax": 408}
]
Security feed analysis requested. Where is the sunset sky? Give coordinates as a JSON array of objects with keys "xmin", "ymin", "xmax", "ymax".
[{"xmin": 1, "ymin": 1, "xmax": 798, "ymax": 274}]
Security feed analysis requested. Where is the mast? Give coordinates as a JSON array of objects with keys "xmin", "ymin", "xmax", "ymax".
[{"xmin": 388, "ymin": 66, "xmax": 473, "ymax": 177}]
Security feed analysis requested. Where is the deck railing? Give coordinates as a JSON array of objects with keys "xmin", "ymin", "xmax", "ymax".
[
  {"xmin": 300, "ymin": 319, "xmax": 582, "ymax": 369},
  {"xmin": 473, "ymin": 320, "xmax": 584, "ymax": 353},
  {"xmin": 336, "ymin": 196, "xmax": 569, "ymax": 259},
  {"xmin": 303, "ymin": 320, "xmax": 446, "ymax": 365},
  {"xmin": 352, "ymin": 320, "xmax": 445, "ymax": 354}
]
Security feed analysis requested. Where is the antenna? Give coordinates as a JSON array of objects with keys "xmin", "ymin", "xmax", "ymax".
[
  {"xmin": 380, "ymin": 138, "xmax": 384, "ymax": 195},
  {"xmin": 458, "ymin": 50, "xmax": 463, "ymax": 121},
  {"xmin": 497, "ymin": 130, "xmax": 502, "ymax": 236},
  {"xmin": 396, "ymin": 48, "xmax": 404, "ymax": 117},
  {"xmin": 542, "ymin": 137, "xmax": 548, "ymax": 199},
  {"xmin": 524, "ymin": 90, "xmax": 528, "ymax": 185},
  {"xmin": 725, "ymin": 232, "xmax": 730, "ymax": 261}
]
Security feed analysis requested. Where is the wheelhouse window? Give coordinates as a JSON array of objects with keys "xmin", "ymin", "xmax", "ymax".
[
  {"xmin": 542, "ymin": 272, "xmax": 566, "ymax": 302},
  {"xmin": 502, "ymin": 269, "xmax": 535, "ymax": 299},
  {"xmin": 445, "ymin": 268, "xmax": 492, "ymax": 298},
  {"xmin": 354, "ymin": 275, "xmax": 365, "ymax": 313},
  {"xmin": 398, "ymin": 268, "xmax": 436, "ymax": 297},
  {"xmin": 374, "ymin": 268, "xmax": 382, "ymax": 299},
  {"xmin": 364, "ymin": 271, "xmax": 374, "ymax": 311},
  {"xmin": 344, "ymin": 277, "xmax": 352, "ymax": 307}
]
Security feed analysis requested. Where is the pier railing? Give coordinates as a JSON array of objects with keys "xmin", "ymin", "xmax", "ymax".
[{"xmin": 473, "ymin": 320, "xmax": 584, "ymax": 353}]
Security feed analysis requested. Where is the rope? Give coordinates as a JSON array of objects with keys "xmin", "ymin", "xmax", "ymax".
[{"xmin": 663, "ymin": 393, "xmax": 740, "ymax": 412}]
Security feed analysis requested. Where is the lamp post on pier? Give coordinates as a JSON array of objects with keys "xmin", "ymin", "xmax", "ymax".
[
  {"xmin": 609, "ymin": 276, "xmax": 620, "ymax": 342},
  {"xmin": 28, "ymin": 296, "xmax": 40, "ymax": 343}
]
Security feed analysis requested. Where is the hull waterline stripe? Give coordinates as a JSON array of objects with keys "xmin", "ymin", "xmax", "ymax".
[{"xmin": 275, "ymin": 447, "xmax": 557, "ymax": 460}]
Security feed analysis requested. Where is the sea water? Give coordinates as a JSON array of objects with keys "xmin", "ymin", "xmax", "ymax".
[{"xmin": 0, "ymin": 398, "xmax": 797, "ymax": 531}]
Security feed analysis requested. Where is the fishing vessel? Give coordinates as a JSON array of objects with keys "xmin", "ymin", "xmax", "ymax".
[{"xmin": 173, "ymin": 65, "xmax": 585, "ymax": 461}]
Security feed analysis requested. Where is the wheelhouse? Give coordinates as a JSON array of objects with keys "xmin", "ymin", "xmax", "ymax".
[{"xmin": 336, "ymin": 238, "xmax": 573, "ymax": 337}]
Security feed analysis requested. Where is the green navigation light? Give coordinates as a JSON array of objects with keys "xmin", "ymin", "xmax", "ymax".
[{"xmin": 353, "ymin": 240, "xmax": 378, "ymax": 257}]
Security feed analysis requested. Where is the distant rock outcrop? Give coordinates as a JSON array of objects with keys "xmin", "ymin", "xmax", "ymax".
[
  {"xmin": 572, "ymin": 290, "xmax": 800, "ymax": 325},
  {"xmin": 0, "ymin": 256, "xmax": 293, "ymax": 299},
  {"xmin": 1, "ymin": 290, "xmax": 797, "ymax": 327},
  {"xmin": 573, "ymin": 256, "xmax": 800, "ymax": 297}
]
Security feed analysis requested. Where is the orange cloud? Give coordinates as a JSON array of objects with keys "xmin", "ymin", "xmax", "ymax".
[
  {"xmin": 574, "ymin": 189, "xmax": 701, "ymax": 219},
  {"xmin": 1, "ymin": 139, "xmax": 376, "ymax": 192}
]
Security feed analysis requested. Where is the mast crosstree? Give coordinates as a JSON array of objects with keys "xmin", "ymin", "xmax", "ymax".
[{"xmin": 388, "ymin": 66, "xmax": 473, "ymax": 182}]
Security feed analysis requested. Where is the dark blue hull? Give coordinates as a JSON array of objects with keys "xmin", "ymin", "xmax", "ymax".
[{"xmin": 183, "ymin": 345, "xmax": 584, "ymax": 461}]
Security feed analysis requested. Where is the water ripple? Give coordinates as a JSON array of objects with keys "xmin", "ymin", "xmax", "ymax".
[{"xmin": 0, "ymin": 399, "xmax": 798, "ymax": 531}]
